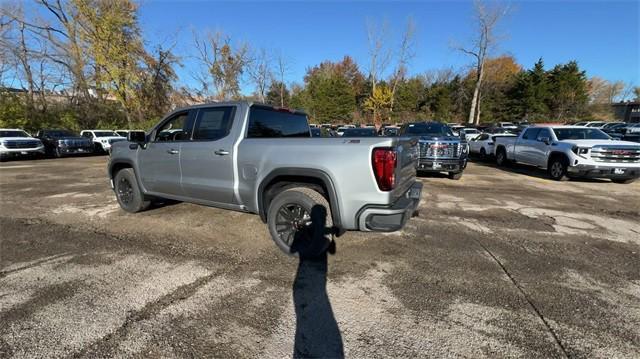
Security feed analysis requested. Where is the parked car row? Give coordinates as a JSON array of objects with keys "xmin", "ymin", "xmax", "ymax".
[{"xmin": 0, "ymin": 128, "xmax": 136, "ymax": 161}]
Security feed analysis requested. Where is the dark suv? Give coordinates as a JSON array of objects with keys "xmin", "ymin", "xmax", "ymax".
[
  {"xmin": 400, "ymin": 121, "xmax": 468, "ymax": 180},
  {"xmin": 35, "ymin": 129, "xmax": 94, "ymax": 158}
]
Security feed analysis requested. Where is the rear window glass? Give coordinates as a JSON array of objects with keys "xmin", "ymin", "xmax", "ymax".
[
  {"xmin": 247, "ymin": 107, "xmax": 310, "ymax": 138},
  {"xmin": 193, "ymin": 107, "xmax": 234, "ymax": 140}
]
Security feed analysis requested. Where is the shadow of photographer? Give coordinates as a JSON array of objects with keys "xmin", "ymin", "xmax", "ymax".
[{"xmin": 290, "ymin": 204, "xmax": 344, "ymax": 359}]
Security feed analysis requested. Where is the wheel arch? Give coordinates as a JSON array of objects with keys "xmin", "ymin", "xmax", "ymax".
[
  {"xmin": 547, "ymin": 151, "xmax": 570, "ymax": 169},
  {"xmin": 257, "ymin": 168, "xmax": 342, "ymax": 229},
  {"xmin": 108, "ymin": 160, "xmax": 146, "ymax": 194}
]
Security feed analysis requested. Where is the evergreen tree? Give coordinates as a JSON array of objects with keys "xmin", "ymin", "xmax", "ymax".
[{"xmin": 547, "ymin": 61, "xmax": 589, "ymax": 121}]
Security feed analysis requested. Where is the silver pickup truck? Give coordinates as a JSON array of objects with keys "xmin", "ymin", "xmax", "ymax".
[
  {"xmin": 108, "ymin": 102, "xmax": 422, "ymax": 256},
  {"xmin": 494, "ymin": 125, "xmax": 640, "ymax": 183}
]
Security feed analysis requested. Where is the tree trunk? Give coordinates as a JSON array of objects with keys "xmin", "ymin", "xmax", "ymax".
[{"xmin": 468, "ymin": 60, "xmax": 485, "ymax": 125}]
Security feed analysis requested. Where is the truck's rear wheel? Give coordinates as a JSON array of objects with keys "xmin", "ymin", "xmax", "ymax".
[
  {"xmin": 448, "ymin": 172, "xmax": 463, "ymax": 180},
  {"xmin": 114, "ymin": 168, "xmax": 151, "ymax": 213},
  {"xmin": 267, "ymin": 187, "xmax": 333, "ymax": 258},
  {"xmin": 496, "ymin": 148, "xmax": 508, "ymax": 166}
]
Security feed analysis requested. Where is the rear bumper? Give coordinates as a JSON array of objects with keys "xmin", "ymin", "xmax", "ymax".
[
  {"xmin": 568, "ymin": 164, "xmax": 640, "ymax": 179},
  {"xmin": 356, "ymin": 182, "xmax": 423, "ymax": 232},
  {"xmin": 417, "ymin": 158, "xmax": 467, "ymax": 173}
]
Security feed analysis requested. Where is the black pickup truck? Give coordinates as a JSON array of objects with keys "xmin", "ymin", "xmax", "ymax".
[
  {"xmin": 400, "ymin": 121, "xmax": 468, "ymax": 180},
  {"xmin": 35, "ymin": 129, "xmax": 94, "ymax": 158}
]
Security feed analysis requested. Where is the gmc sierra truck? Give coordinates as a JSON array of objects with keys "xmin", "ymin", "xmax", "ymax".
[
  {"xmin": 399, "ymin": 122, "xmax": 468, "ymax": 180},
  {"xmin": 494, "ymin": 125, "xmax": 640, "ymax": 183},
  {"xmin": 108, "ymin": 102, "xmax": 422, "ymax": 256}
]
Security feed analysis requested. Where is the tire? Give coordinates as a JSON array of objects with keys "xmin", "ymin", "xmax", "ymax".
[
  {"xmin": 612, "ymin": 178, "xmax": 636, "ymax": 184},
  {"xmin": 53, "ymin": 147, "xmax": 63, "ymax": 158},
  {"xmin": 267, "ymin": 187, "xmax": 333, "ymax": 258},
  {"xmin": 548, "ymin": 157, "xmax": 569, "ymax": 181},
  {"xmin": 496, "ymin": 148, "xmax": 508, "ymax": 166},
  {"xmin": 448, "ymin": 172, "xmax": 463, "ymax": 180},
  {"xmin": 479, "ymin": 147, "xmax": 487, "ymax": 159},
  {"xmin": 114, "ymin": 168, "xmax": 151, "ymax": 213},
  {"xmin": 0, "ymin": 155, "xmax": 7, "ymax": 162}
]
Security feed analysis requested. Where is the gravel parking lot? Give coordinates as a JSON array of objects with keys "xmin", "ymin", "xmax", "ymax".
[{"xmin": 1, "ymin": 155, "xmax": 639, "ymax": 358}]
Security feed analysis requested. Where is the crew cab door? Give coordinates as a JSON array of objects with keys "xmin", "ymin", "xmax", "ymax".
[
  {"xmin": 179, "ymin": 106, "xmax": 237, "ymax": 204},
  {"xmin": 531, "ymin": 128, "xmax": 553, "ymax": 167},
  {"xmin": 137, "ymin": 110, "xmax": 194, "ymax": 197},
  {"xmin": 515, "ymin": 128, "xmax": 541, "ymax": 165}
]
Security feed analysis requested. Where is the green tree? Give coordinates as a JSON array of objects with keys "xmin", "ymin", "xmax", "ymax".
[
  {"xmin": 265, "ymin": 81, "xmax": 290, "ymax": 107},
  {"xmin": 306, "ymin": 72, "xmax": 355, "ymax": 123},
  {"xmin": 509, "ymin": 59, "xmax": 550, "ymax": 121},
  {"xmin": 75, "ymin": 0, "xmax": 146, "ymax": 126},
  {"xmin": 547, "ymin": 61, "xmax": 589, "ymax": 121},
  {"xmin": 393, "ymin": 76, "xmax": 426, "ymax": 121}
]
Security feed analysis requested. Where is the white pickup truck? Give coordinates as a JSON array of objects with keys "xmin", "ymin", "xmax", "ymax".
[{"xmin": 494, "ymin": 126, "xmax": 640, "ymax": 184}]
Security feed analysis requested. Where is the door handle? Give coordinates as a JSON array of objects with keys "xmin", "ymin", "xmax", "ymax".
[
  {"xmin": 167, "ymin": 149, "xmax": 179, "ymax": 154},
  {"xmin": 214, "ymin": 149, "xmax": 229, "ymax": 156}
]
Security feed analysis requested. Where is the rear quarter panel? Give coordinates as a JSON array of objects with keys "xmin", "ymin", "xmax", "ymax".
[{"xmin": 237, "ymin": 137, "xmax": 416, "ymax": 230}]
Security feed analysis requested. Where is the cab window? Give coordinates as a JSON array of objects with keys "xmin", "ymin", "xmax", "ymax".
[
  {"xmin": 192, "ymin": 107, "xmax": 235, "ymax": 141},
  {"xmin": 536, "ymin": 129, "xmax": 552, "ymax": 141},
  {"xmin": 155, "ymin": 112, "xmax": 192, "ymax": 142},
  {"xmin": 522, "ymin": 128, "xmax": 541, "ymax": 140}
]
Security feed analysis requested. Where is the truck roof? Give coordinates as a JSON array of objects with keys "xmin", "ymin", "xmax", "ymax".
[{"xmin": 170, "ymin": 101, "xmax": 308, "ymax": 116}]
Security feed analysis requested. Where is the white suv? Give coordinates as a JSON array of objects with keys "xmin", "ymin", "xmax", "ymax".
[
  {"xmin": 0, "ymin": 128, "xmax": 45, "ymax": 161},
  {"xmin": 80, "ymin": 130, "xmax": 126, "ymax": 154}
]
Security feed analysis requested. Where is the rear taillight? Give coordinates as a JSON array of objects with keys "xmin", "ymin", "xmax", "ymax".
[{"xmin": 372, "ymin": 147, "xmax": 397, "ymax": 191}]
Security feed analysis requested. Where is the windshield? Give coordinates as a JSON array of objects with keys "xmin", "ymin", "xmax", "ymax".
[
  {"xmin": 44, "ymin": 130, "xmax": 76, "ymax": 137},
  {"xmin": 404, "ymin": 122, "xmax": 454, "ymax": 137},
  {"xmin": 585, "ymin": 122, "xmax": 604, "ymax": 127},
  {"xmin": 553, "ymin": 128, "xmax": 611, "ymax": 140},
  {"xmin": 0, "ymin": 130, "xmax": 30, "ymax": 137},
  {"xmin": 93, "ymin": 131, "xmax": 119, "ymax": 137},
  {"xmin": 342, "ymin": 128, "xmax": 377, "ymax": 137}
]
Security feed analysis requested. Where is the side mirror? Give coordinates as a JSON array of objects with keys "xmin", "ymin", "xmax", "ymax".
[
  {"xmin": 128, "ymin": 131, "xmax": 146, "ymax": 144},
  {"xmin": 540, "ymin": 137, "xmax": 550, "ymax": 145}
]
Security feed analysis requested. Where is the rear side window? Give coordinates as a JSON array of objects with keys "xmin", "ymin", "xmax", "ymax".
[
  {"xmin": 247, "ymin": 107, "xmax": 310, "ymax": 138},
  {"xmin": 193, "ymin": 107, "xmax": 235, "ymax": 140},
  {"xmin": 522, "ymin": 128, "xmax": 541, "ymax": 140}
]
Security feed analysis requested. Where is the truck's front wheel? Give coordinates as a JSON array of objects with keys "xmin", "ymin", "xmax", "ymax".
[
  {"xmin": 114, "ymin": 168, "xmax": 151, "ymax": 213},
  {"xmin": 548, "ymin": 157, "xmax": 569, "ymax": 181},
  {"xmin": 267, "ymin": 187, "xmax": 333, "ymax": 258}
]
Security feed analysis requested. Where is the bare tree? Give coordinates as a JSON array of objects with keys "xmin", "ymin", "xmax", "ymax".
[
  {"xmin": 193, "ymin": 30, "xmax": 249, "ymax": 101},
  {"xmin": 366, "ymin": 18, "xmax": 392, "ymax": 122},
  {"xmin": 456, "ymin": 0, "xmax": 508, "ymax": 124},
  {"xmin": 390, "ymin": 17, "xmax": 416, "ymax": 112},
  {"xmin": 275, "ymin": 52, "xmax": 290, "ymax": 107},
  {"xmin": 247, "ymin": 47, "xmax": 272, "ymax": 103}
]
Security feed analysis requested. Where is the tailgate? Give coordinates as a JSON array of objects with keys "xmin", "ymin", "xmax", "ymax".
[{"xmin": 392, "ymin": 137, "xmax": 419, "ymax": 199}]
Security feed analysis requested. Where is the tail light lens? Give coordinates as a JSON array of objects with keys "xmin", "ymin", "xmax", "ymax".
[{"xmin": 372, "ymin": 147, "xmax": 397, "ymax": 191}]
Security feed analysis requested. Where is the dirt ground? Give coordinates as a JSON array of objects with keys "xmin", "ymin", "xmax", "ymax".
[{"xmin": 1, "ymin": 155, "xmax": 639, "ymax": 358}]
